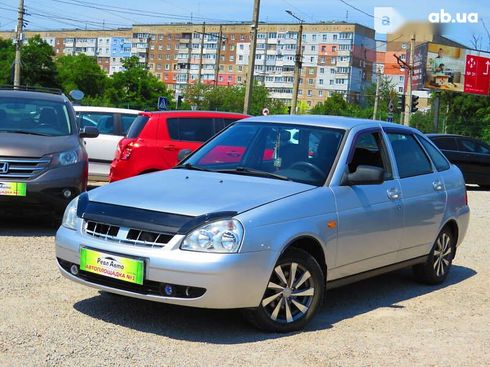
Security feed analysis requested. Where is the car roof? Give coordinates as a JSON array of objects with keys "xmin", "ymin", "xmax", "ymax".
[
  {"xmin": 241, "ymin": 114, "xmax": 417, "ymax": 131},
  {"xmin": 0, "ymin": 89, "xmax": 69, "ymax": 103},
  {"xmin": 73, "ymin": 106, "xmax": 141, "ymax": 114},
  {"xmin": 141, "ymin": 110, "xmax": 249, "ymax": 117},
  {"xmin": 427, "ymin": 133, "xmax": 466, "ymax": 138}
]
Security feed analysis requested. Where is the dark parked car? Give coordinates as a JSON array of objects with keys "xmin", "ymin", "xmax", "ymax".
[
  {"xmin": 0, "ymin": 87, "xmax": 98, "ymax": 218},
  {"xmin": 428, "ymin": 134, "xmax": 490, "ymax": 189}
]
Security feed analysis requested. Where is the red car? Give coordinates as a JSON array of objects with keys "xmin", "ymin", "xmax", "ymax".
[{"xmin": 109, "ymin": 111, "xmax": 248, "ymax": 182}]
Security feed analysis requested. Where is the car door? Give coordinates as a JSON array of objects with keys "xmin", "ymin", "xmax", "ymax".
[
  {"xmin": 161, "ymin": 117, "xmax": 214, "ymax": 168},
  {"xmin": 78, "ymin": 111, "xmax": 122, "ymax": 180},
  {"xmin": 330, "ymin": 129, "xmax": 403, "ymax": 278},
  {"xmin": 456, "ymin": 137, "xmax": 490, "ymax": 186},
  {"xmin": 386, "ymin": 131, "xmax": 446, "ymax": 261}
]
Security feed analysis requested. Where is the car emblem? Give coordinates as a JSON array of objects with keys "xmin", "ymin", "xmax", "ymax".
[{"xmin": 0, "ymin": 162, "xmax": 9, "ymax": 174}]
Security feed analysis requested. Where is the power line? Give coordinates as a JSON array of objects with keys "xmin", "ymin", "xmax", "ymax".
[
  {"xmin": 50, "ymin": 0, "xmax": 241, "ymax": 24},
  {"xmin": 338, "ymin": 0, "xmax": 375, "ymax": 19}
]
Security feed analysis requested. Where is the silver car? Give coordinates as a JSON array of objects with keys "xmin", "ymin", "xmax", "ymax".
[{"xmin": 56, "ymin": 116, "xmax": 469, "ymax": 332}]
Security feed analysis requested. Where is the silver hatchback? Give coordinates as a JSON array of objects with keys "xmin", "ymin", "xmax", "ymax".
[{"xmin": 56, "ymin": 116, "xmax": 469, "ymax": 332}]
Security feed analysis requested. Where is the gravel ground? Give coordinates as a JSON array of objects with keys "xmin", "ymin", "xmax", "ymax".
[{"xmin": 1, "ymin": 188, "xmax": 489, "ymax": 367}]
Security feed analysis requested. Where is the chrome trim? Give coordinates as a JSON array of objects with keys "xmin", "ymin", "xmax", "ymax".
[{"xmin": 83, "ymin": 220, "xmax": 172, "ymax": 248}]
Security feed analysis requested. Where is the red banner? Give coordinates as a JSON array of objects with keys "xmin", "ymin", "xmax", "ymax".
[{"xmin": 464, "ymin": 55, "xmax": 490, "ymax": 95}]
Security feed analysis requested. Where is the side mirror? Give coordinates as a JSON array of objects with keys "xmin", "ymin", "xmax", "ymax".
[
  {"xmin": 79, "ymin": 126, "xmax": 99, "ymax": 138},
  {"xmin": 342, "ymin": 165, "xmax": 385, "ymax": 186},
  {"xmin": 178, "ymin": 148, "xmax": 192, "ymax": 162}
]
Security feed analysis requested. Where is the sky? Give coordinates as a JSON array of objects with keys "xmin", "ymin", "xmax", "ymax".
[{"xmin": 0, "ymin": 0, "xmax": 489, "ymax": 50}]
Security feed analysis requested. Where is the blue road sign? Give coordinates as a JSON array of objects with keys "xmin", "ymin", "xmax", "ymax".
[{"xmin": 158, "ymin": 96, "xmax": 168, "ymax": 111}]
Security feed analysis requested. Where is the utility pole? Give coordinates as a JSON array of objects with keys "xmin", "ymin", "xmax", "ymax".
[
  {"xmin": 197, "ymin": 22, "xmax": 205, "ymax": 84},
  {"xmin": 214, "ymin": 25, "xmax": 223, "ymax": 86},
  {"xmin": 372, "ymin": 67, "xmax": 381, "ymax": 120},
  {"xmin": 13, "ymin": 0, "xmax": 25, "ymax": 87},
  {"xmin": 403, "ymin": 33, "xmax": 416, "ymax": 126},
  {"xmin": 286, "ymin": 10, "xmax": 304, "ymax": 115},
  {"xmin": 243, "ymin": 0, "xmax": 260, "ymax": 114},
  {"xmin": 186, "ymin": 35, "xmax": 193, "ymax": 84}
]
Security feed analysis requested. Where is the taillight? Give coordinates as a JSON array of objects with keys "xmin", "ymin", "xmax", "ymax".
[{"xmin": 117, "ymin": 139, "xmax": 137, "ymax": 160}]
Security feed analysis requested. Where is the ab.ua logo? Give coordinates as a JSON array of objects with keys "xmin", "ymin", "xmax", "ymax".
[
  {"xmin": 428, "ymin": 9, "xmax": 478, "ymax": 24},
  {"xmin": 374, "ymin": 7, "xmax": 405, "ymax": 34}
]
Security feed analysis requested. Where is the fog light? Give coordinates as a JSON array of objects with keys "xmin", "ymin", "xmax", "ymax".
[
  {"xmin": 63, "ymin": 189, "xmax": 72, "ymax": 199},
  {"xmin": 70, "ymin": 264, "xmax": 79, "ymax": 276},
  {"xmin": 163, "ymin": 284, "xmax": 174, "ymax": 296}
]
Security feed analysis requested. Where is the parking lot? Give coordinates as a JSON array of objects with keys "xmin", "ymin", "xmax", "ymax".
[{"xmin": 0, "ymin": 188, "xmax": 488, "ymax": 367}]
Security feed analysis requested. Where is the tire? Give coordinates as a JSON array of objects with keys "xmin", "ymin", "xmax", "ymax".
[
  {"xmin": 244, "ymin": 248, "xmax": 325, "ymax": 333},
  {"xmin": 413, "ymin": 227, "xmax": 455, "ymax": 285}
]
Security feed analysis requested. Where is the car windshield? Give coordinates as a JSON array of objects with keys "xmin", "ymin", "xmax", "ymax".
[
  {"xmin": 0, "ymin": 96, "xmax": 72, "ymax": 136},
  {"xmin": 180, "ymin": 122, "xmax": 344, "ymax": 186}
]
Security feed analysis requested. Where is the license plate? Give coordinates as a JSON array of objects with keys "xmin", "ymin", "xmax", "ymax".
[
  {"xmin": 79, "ymin": 247, "xmax": 144, "ymax": 285},
  {"xmin": 0, "ymin": 182, "xmax": 27, "ymax": 196}
]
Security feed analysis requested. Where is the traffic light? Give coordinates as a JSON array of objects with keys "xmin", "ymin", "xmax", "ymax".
[
  {"xmin": 411, "ymin": 95, "xmax": 419, "ymax": 113},
  {"xmin": 397, "ymin": 94, "xmax": 405, "ymax": 112}
]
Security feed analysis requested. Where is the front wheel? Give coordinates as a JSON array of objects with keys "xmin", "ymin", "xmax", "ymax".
[
  {"xmin": 413, "ymin": 227, "xmax": 455, "ymax": 284},
  {"xmin": 244, "ymin": 248, "xmax": 324, "ymax": 332}
]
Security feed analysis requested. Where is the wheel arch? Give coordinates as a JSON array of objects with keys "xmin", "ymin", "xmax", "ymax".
[
  {"xmin": 281, "ymin": 236, "xmax": 328, "ymax": 284},
  {"xmin": 442, "ymin": 219, "xmax": 459, "ymax": 256}
]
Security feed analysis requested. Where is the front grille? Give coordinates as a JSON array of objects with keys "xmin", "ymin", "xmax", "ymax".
[
  {"xmin": 84, "ymin": 220, "xmax": 174, "ymax": 248},
  {"xmin": 0, "ymin": 156, "xmax": 50, "ymax": 179}
]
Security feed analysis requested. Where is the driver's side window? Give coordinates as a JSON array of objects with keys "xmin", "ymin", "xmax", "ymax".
[{"xmin": 349, "ymin": 132, "xmax": 392, "ymax": 180}]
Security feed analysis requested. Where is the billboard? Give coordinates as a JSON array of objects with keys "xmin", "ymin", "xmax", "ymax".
[{"xmin": 413, "ymin": 42, "xmax": 490, "ymax": 96}]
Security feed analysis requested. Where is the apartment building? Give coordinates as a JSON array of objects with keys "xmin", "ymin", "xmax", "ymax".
[{"xmin": 0, "ymin": 22, "xmax": 377, "ymax": 108}]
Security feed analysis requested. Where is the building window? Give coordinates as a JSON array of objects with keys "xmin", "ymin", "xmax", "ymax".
[
  {"xmin": 319, "ymin": 90, "xmax": 323, "ymax": 96},
  {"xmin": 319, "ymin": 79, "xmax": 324, "ymax": 85},
  {"xmin": 333, "ymin": 34, "xmax": 338, "ymax": 40},
  {"xmin": 307, "ymin": 90, "xmax": 312, "ymax": 96}
]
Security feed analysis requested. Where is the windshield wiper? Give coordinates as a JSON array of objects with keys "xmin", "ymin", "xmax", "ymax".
[
  {"xmin": 0, "ymin": 130, "xmax": 50, "ymax": 136},
  {"xmin": 173, "ymin": 163, "xmax": 215, "ymax": 172},
  {"xmin": 217, "ymin": 166, "xmax": 291, "ymax": 181}
]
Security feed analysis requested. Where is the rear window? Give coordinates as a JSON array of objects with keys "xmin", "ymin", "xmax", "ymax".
[
  {"xmin": 126, "ymin": 115, "xmax": 149, "ymax": 138},
  {"xmin": 121, "ymin": 114, "xmax": 138, "ymax": 135},
  {"xmin": 388, "ymin": 133, "xmax": 433, "ymax": 178},
  {"xmin": 167, "ymin": 117, "xmax": 215, "ymax": 142},
  {"xmin": 431, "ymin": 137, "xmax": 457, "ymax": 150}
]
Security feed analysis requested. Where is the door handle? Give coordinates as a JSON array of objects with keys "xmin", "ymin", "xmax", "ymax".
[
  {"xmin": 387, "ymin": 188, "xmax": 401, "ymax": 200},
  {"xmin": 433, "ymin": 180, "xmax": 444, "ymax": 191},
  {"xmin": 163, "ymin": 145, "xmax": 178, "ymax": 151}
]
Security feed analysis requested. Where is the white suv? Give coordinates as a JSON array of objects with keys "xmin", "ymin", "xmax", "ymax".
[{"xmin": 74, "ymin": 106, "xmax": 140, "ymax": 181}]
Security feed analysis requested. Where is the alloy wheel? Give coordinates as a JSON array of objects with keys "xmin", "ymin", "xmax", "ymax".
[
  {"xmin": 261, "ymin": 262, "xmax": 315, "ymax": 324},
  {"xmin": 433, "ymin": 232, "xmax": 452, "ymax": 277}
]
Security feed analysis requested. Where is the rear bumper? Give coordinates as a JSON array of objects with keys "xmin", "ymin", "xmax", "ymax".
[
  {"xmin": 109, "ymin": 159, "xmax": 134, "ymax": 182},
  {"xmin": 0, "ymin": 162, "xmax": 85, "ymax": 213}
]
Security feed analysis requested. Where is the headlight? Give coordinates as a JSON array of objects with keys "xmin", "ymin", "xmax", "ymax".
[
  {"xmin": 46, "ymin": 148, "xmax": 83, "ymax": 167},
  {"xmin": 181, "ymin": 219, "xmax": 244, "ymax": 253},
  {"xmin": 62, "ymin": 197, "xmax": 79, "ymax": 230}
]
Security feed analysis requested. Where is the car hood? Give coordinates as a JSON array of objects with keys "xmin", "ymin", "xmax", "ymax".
[
  {"xmin": 0, "ymin": 133, "xmax": 78, "ymax": 157},
  {"xmin": 88, "ymin": 169, "xmax": 316, "ymax": 217}
]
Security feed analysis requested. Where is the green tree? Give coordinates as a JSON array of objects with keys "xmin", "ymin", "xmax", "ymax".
[
  {"xmin": 56, "ymin": 54, "xmax": 109, "ymax": 99},
  {"xmin": 310, "ymin": 92, "xmax": 362, "ymax": 116},
  {"xmin": 0, "ymin": 38, "xmax": 15, "ymax": 85},
  {"xmin": 21, "ymin": 35, "xmax": 58, "ymax": 87},
  {"xmin": 105, "ymin": 56, "xmax": 173, "ymax": 110},
  {"xmin": 183, "ymin": 82, "xmax": 286, "ymax": 115}
]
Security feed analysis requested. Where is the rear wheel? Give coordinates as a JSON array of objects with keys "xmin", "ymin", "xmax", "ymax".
[
  {"xmin": 245, "ymin": 248, "xmax": 324, "ymax": 332},
  {"xmin": 413, "ymin": 227, "xmax": 455, "ymax": 284}
]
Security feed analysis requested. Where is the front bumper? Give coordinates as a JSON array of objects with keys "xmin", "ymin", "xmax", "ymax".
[
  {"xmin": 55, "ymin": 225, "xmax": 276, "ymax": 309},
  {"xmin": 0, "ymin": 162, "xmax": 85, "ymax": 213}
]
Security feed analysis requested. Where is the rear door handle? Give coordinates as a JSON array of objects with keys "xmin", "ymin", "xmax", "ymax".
[
  {"xmin": 387, "ymin": 188, "xmax": 401, "ymax": 200},
  {"xmin": 433, "ymin": 180, "xmax": 444, "ymax": 191},
  {"xmin": 163, "ymin": 145, "xmax": 178, "ymax": 151}
]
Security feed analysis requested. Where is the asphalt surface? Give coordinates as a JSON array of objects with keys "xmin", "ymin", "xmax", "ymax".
[{"xmin": 0, "ymin": 188, "xmax": 489, "ymax": 366}]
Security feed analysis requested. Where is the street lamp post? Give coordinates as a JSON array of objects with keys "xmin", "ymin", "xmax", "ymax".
[{"xmin": 286, "ymin": 10, "xmax": 304, "ymax": 115}]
